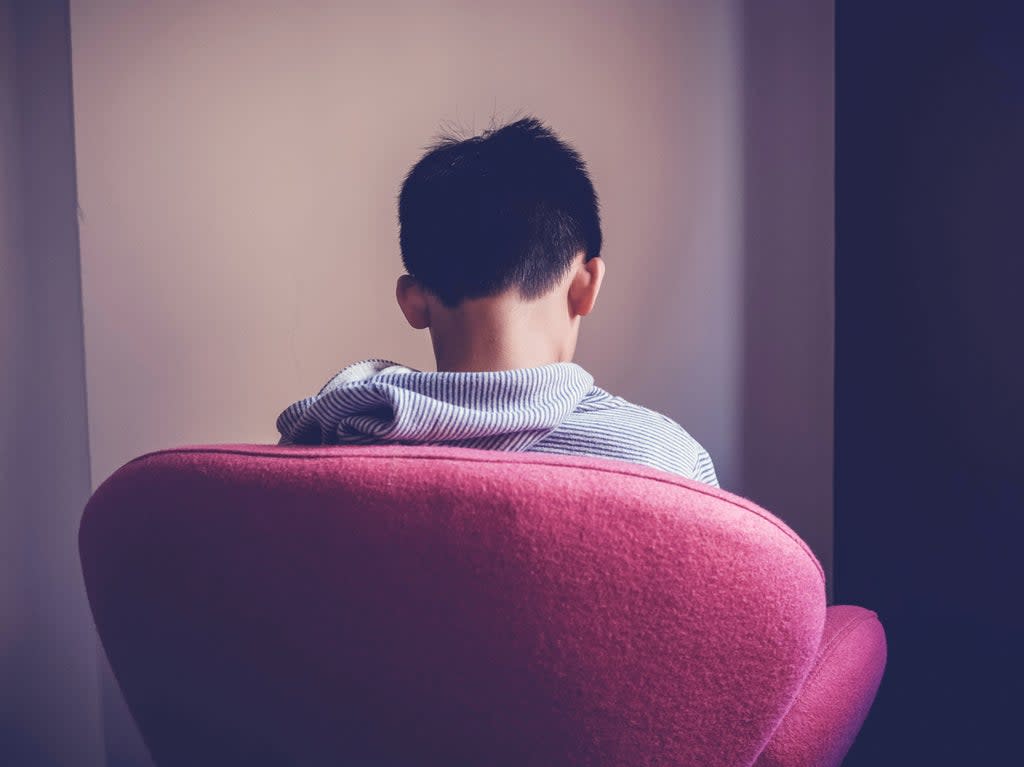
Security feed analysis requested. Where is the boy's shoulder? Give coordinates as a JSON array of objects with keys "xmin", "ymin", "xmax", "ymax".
[
  {"xmin": 562, "ymin": 385, "xmax": 720, "ymax": 487},
  {"xmin": 577, "ymin": 386, "xmax": 683, "ymax": 427}
]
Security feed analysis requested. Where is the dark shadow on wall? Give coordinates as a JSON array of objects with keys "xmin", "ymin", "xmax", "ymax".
[
  {"xmin": 835, "ymin": 1, "xmax": 1024, "ymax": 763},
  {"xmin": 738, "ymin": 1, "xmax": 835, "ymax": 600},
  {"xmin": 0, "ymin": 1, "xmax": 105, "ymax": 766}
]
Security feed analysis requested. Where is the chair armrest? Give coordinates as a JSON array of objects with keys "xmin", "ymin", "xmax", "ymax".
[{"xmin": 753, "ymin": 605, "xmax": 887, "ymax": 767}]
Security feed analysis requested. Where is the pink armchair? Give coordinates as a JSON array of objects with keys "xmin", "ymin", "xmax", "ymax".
[{"xmin": 79, "ymin": 444, "xmax": 885, "ymax": 766}]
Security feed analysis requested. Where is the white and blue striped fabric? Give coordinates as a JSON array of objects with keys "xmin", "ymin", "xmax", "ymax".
[{"xmin": 276, "ymin": 359, "xmax": 719, "ymax": 487}]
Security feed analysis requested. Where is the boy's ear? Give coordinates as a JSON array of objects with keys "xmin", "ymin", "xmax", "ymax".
[
  {"xmin": 396, "ymin": 274, "xmax": 431, "ymax": 329},
  {"xmin": 569, "ymin": 255, "xmax": 605, "ymax": 318}
]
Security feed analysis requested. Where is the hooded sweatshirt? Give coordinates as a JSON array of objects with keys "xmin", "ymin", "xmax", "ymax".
[{"xmin": 276, "ymin": 358, "xmax": 719, "ymax": 487}]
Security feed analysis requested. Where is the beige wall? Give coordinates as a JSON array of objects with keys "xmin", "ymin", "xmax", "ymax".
[{"xmin": 71, "ymin": 0, "xmax": 743, "ymax": 486}]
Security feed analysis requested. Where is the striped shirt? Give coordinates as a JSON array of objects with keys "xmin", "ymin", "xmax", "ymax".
[{"xmin": 276, "ymin": 359, "xmax": 719, "ymax": 487}]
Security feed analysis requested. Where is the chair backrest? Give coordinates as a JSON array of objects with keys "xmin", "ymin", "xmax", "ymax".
[{"xmin": 80, "ymin": 444, "xmax": 826, "ymax": 767}]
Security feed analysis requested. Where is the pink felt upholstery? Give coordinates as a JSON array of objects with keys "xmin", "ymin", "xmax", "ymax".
[
  {"xmin": 754, "ymin": 605, "xmax": 887, "ymax": 767},
  {"xmin": 79, "ymin": 444, "xmax": 885, "ymax": 767}
]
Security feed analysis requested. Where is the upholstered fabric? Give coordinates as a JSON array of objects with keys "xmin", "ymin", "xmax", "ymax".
[
  {"xmin": 754, "ymin": 605, "xmax": 887, "ymax": 767},
  {"xmin": 79, "ymin": 444, "xmax": 884, "ymax": 767}
]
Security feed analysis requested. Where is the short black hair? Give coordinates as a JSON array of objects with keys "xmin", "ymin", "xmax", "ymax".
[{"xmin": 398, "ymin": 116, "xmax": 602, "ymax": 308}]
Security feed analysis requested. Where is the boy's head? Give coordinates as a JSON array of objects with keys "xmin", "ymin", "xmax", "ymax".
[{"xmin": 395, "ymin": 116, "xmax": 606, "ymax": 371}]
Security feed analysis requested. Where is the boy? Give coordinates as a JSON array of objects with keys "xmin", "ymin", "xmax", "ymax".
[{"xmin": 276, "ymin": 116, "xmax": 718, "ymax": 487}]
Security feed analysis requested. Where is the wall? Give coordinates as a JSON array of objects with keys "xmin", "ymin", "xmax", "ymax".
[
  {"xmin": 836, "ymin": 2, "xmax": 1023, "ymax": 763},
  {"xmin": 67, "ymin": 1, "xmax": 833, "ymax": 763},
  {"xmin": 739, "ymin": 0, "xmax": 834, "ymax": 599},
  {"xmin": 70, "ymin": 0, "xmax": 746, "ymax": 487},
  {"xmin": 0, "ymin": 2, "xmax": 106, "ymax": 766}
]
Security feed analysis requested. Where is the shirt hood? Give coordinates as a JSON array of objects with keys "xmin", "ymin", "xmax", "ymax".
[{"xmin": 276, "ymin": 358, "xmax": 596, "ymax": 452}]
